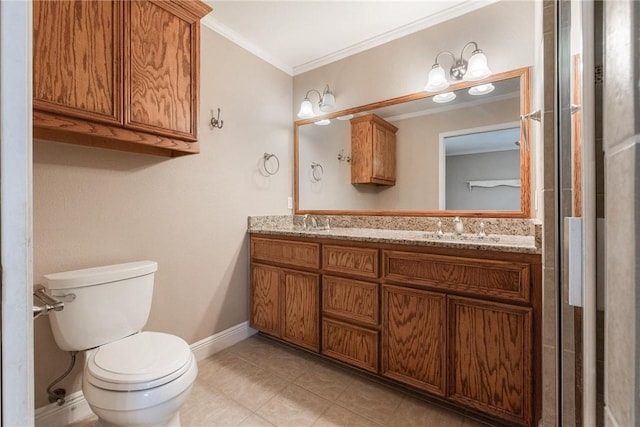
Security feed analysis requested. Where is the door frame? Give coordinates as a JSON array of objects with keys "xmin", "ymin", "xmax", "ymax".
[{"xmin": 1, "ymin": 1, "xmax": 34, "ymax": 425}]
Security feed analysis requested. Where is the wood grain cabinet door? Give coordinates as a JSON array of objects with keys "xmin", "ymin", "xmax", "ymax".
[
  {"xmin": 448, "ymin": 296, "xmax": 532, "ymax": 426},
  {"xmin": 382, "ymin": 285, "xmax": 446, "ymax": 396},
  {"xmin": 33, "ymin": 1, "xmax": 123, "ymax": 125},
  {"xmin": 124, "ymin": 1, "xmax": 200, "ymax": 141},
  {"xmin": 281, "ymin": 269, "xmax": 320, "ymax": 352},
  {"xmin": 372, "ymin": 124, "xmax": 396, "ymax": 183},
  {"xmin": 250, "ymin": 264, "xmax": 281, "ymax": 337}
]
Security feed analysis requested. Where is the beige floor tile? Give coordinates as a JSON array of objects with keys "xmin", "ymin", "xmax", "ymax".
[
  {"xmin": 180, "ymin": 382, "xmax": 252, "ymax": 427},
  {"xmin": 294, "ymin": 359, "xmax": 355, "ymax": 401},
  {"xmin": 388, "ymin": 396, "xmax": 466, "ymax": 427},
  {"xmin": 312, "ymin": 404, "xmax": 384, "ymax": 427},
  {"xmin": 199, "ymin": 355, "xmax": 289, "ymax": 412},
  {"xmin": 257, "ymin": 346, "xmax": 320, "ymax": 382},
  {"xmin": 256, "ymin": 384, "xmax": 332, "ymax": 427},
  {"xmin": 462, "ymin": 416, "xmax": 494, "ymax": 427},
  {"xmin": 236, "ymin": 414, "xmax": 277, "ymax": 427},
  {"xmin": 334, "ymin": 377, "xmax": 403, "ymax": 425},
  {"xmin": 67, "ymin": 415, "xmax": 97, "ymax": 427}
]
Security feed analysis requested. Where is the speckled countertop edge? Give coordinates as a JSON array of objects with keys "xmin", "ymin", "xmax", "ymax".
[{"xmin": 248, "ymin": 215, "xmax": 541, "ymax": 255}]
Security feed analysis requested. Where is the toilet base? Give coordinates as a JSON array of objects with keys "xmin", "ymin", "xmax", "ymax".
[{"xmin": 93, "ymin": 412, "xmax": 180, "ymax": 427}]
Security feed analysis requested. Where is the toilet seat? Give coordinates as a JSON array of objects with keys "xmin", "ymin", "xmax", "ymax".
[{"xmin": 86, "ymin": 331, "xmax": 192, "ymax": 391}]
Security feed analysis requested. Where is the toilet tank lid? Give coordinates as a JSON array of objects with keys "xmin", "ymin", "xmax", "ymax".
[{"xmin": 44, "ymin": 261, "xmax": 158, "ymax": 290}]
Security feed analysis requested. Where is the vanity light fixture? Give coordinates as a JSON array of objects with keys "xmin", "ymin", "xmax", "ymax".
[
  {"xmin": 424, "ymin": 41, "xmax": 492, "ymax": 92},
  {"xmin": 433, "ymin": 91, "xmax": 456, "ymax": 103},
  {"xmin": 314, "ymin": 119, "xmax": 331, "ymax": 126},
  {"xmin": 297, "ymin": 85, "xmax": 337, "ymax": 118},
  {"xmin": 468, "ymin": 82, "xmax": 495, "ymax": 95}
]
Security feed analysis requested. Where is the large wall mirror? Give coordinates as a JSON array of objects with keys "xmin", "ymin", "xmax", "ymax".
[{"xmin": 294, "ymin": 67, "xmax": 532, "ymax": 218}]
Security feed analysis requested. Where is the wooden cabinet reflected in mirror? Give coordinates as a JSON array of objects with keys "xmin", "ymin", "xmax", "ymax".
[{"xmin": 294, "ymin": 67, "xmax": 532, "ymax": 218}]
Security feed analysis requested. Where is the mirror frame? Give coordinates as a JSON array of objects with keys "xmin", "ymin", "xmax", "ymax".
[{"xmin": 294, "ymin": 66, "xmax": 532, "ymax": 218}]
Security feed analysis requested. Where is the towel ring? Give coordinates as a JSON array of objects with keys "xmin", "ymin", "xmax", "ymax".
[
  {"xmin": 263, "ymin": 153, "xmax": 280, "ymax": 176},
  {"xmin": 311, "ymin": 162, "xmax": 324, "ymax": 182}
]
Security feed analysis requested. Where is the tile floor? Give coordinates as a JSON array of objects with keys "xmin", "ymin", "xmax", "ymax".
[{"xmin": 76, "ymin": 335, "xmax": 493, "ymax": 427}]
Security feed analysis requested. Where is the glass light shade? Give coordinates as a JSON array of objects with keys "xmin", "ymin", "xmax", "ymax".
[
  {"xmin": 336, "ymin": 114, "xmax": 354, "ymax": 121},
  {"xmin": 468, "ymin": 83, "xmax": 495, "ymax": 95},
  {"xmin": 424, "ymin": 64, "xmax": 449, "ymax": 92},
  {"xmin": 463, "ymin": 50, "xmax": 491, "ymax": 81},
  {"xmin": 297, "ymin": 98, "xmax": 315, "ymax": 118},
  {"xmin": 319, "ymin": 91, "xmax": 336, "ymax": 112},
  {"xmin": 433, "ymin": 91, "xmax": 456, "ymax": 103},
  {"xmin": 314, "ymin": 119, "xmax": 331, "ymax": 126}
]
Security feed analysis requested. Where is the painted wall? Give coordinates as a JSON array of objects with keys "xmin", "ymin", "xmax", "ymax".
[
  {"xmin": 32, "ymin": 26, "xmax": 292, "ymax": 409},
  {"xmin": 293, "ymin": 0, "xmax": 539, "ymax": 217},
  {"xmin": 446, "ymin": 150, "xmax": 521, "ymax": 210}
]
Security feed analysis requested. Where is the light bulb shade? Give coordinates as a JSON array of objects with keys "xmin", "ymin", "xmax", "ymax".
[
  {"xmin": 464, "ymin": 50, "xmax": 491, "ymax": 81},
  {"xmin": 425, "ymin": 64, "xmax": 449, "ymax": 92},
  {"xmin": 433, "ymin": 91, "xmax": 456, "ymax": 103},
  {"xmin": 319, "ymin": 90, "xmax": 336, "ymax": 112},
  {"xmin": 297, "ymin": 98, "xmax": 315, "ymax": 118},
  {"xmin": 468, "ymin": 83, "xmax": 495, "ymax": 95},
  {"xmin": 314, "ymin": 119, "xmax": 331, "ymax": 126}
]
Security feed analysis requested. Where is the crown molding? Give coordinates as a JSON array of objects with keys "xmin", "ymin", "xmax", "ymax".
[
  {"xmin": 200, "ymin": 15, "xmax": 294, "ymax": 76},
  {"xmin": 292, "ymin": 0, "xmax": 499, "ymax": 75},
  {"xmin": 201, "ymin": 0, "xmax": 498, "ymax": 77}
]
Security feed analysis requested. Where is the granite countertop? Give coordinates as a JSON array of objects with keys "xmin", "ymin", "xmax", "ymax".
[{"xmin": 248, "ymin": 225, "xmax": 540, "ymax": 255}]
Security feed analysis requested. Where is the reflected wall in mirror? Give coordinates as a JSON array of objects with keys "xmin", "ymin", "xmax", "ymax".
[{"xmin": 295, "ymin": 67, "xmax": 531, "ymax": 217}]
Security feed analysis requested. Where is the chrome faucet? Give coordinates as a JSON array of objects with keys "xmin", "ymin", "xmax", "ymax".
[
  {"xmin": 435, "ymin": 220, "xmax": 444, "ymax": 238},
  {"xmin": 302, "ymin": 214, "xmax": 310, "ymax": 230},
  {"xmin": 477, "ymin": 221, "xmax": 487, "ymax": 238},
  {"xmin": 310, "ymin": 216, "xmax": 318, "ymax": 229},
  {"xmin": 453, "ymin": 217, "xmax": 464, "ymax": 235}
]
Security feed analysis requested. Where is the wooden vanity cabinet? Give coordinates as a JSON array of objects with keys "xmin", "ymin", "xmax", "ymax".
[
  {"xmin": 350, "ymin": 114, "xmax": 398, "ymax": 185},
  {"xmin": 249, "ymin": 235, "xmax": 541, "ymax": 427},
  {"xmin": 249, "ymin": 237, "xmax": 320, "ymax": 351},
  {"xmin": 33, "ymin": 0, "xmax": 211, "ymax": 157},
  {"xmin": 320, "ymin": 244, "xmax": 381, "ymax": 372},
  {"xmin": 382, "ymin": 284, "xmax": 447, "ymax": 395},
  {"xmin": 449, "ymin": 296, "xmax": 532, "ymax": 425},
  {"xmin": 381, "ymin": 249, "xmax": 539, "ymax": 426}
]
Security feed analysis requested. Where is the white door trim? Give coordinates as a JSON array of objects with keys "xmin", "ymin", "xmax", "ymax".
[{"xmin": 1, "ymin": 1, "xmax": 34, "ymax": 425}]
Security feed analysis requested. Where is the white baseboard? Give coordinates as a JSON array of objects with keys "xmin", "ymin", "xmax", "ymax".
[
  {"xmin": 34, "ymin": 322, "xmax": 257, "ymax": 426},
  {"xmin": 191, "ymin": 321, "xmax": 257, "ymax": 362},
  {"xmin": 34, "ymin": 389, "xmax": 93, "ymax": 427}
]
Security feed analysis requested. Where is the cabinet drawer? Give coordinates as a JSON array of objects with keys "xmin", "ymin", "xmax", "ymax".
[
  {"xmin": 322, "ymin": 245, "xmax": 379, "ymax": 279},
  {"xmin": 251, "ymin": 237, "xmax": 320, "ymax": 269},
  {"xmin": 322, "ymin": 276, "xmax": 378, "ymax": 326},
  {"xmin": 383, "ymin": 250, "xmax": 530, "ymax": 303},
  {"xmin": 322, "ymin": 318, "xmax": 379, "ymax": 373}
]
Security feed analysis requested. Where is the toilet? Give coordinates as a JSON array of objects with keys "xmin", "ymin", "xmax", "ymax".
[{"xmin": 44, "ymin": 261, "xmax": 197, "ymax": 427}]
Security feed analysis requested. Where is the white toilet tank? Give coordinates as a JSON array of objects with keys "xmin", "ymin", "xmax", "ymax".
[{"xmin": 44, "ymin": 261, "xmax": 158, "ymax": 352}]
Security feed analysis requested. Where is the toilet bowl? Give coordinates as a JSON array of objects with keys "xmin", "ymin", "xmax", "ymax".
[
  {"xmin": 43, "ymin": 261, "xmax": 197, "ymax": 427},
  {"xmin": 82, "ymin": 332, "xmax": 197, "ymax": 427}
]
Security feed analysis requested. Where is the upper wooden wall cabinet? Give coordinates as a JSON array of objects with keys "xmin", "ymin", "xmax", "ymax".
[
  {"xmin": 350, "ymin": 114, "xmax": 398, "ymax": 185},
  {"xmin": 33, "ymin": 0, "xmax": 212, "ymax": 157}
]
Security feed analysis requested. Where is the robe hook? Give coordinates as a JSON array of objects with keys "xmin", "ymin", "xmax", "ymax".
[{"xmin": 210, "ymin": 108, "xmax": 224, "ymax": 129}]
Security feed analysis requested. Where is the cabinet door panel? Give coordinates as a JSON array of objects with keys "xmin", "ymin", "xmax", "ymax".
[
  {"xmin": 33, "ymin": 0, "xmax": 122, "ymax": 125},
  {"xmin": 322, "ymin": 318, "xmax": 378, "ymax": 372},
  {"xmin": 250, "ymin": 264, "xmax": 280, "ymax": 337},
  {"xmin": 449, "ymin": 296, "xmax": 532, "ymax": 425},
  {"xmin": 322, "ymin": 275, "xmax": 378, "ymax": 326},
  {"xmin": 125, "ymin": 1, "xmax": 197, "ymax": 140},
  {"xmin": 382, "ymin": 285, "xmax": 446, "ymax": 395},
  {"xmin": 282, "ymin": 269, "xmax": 320, "ymax": 351}
]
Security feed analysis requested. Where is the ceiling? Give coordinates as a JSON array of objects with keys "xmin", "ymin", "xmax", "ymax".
[{"xmin": 202, "ymin": 1, "xmax": 497, "ymax": 76}]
